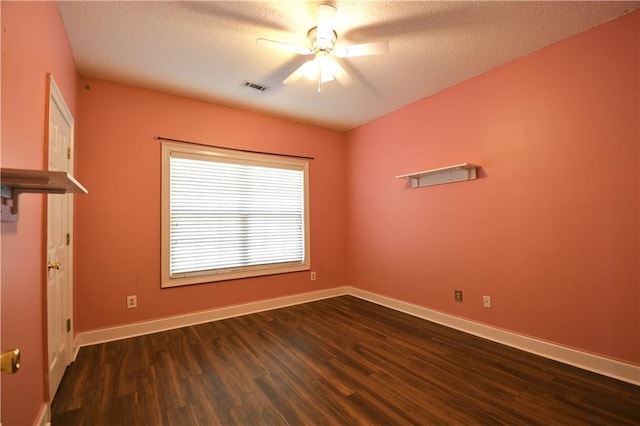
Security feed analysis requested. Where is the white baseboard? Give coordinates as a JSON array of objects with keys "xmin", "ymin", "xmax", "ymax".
[
  {"xmin": 73, "ymin": 287, "xmax": 348, "ymax": 358},
  {"xmin": 73, "ymin": 285, "xmax": 639, "ymax": 386},
  {"xmin": 347, "ymin": 287, "xmax": 640, "ymax": 386}
]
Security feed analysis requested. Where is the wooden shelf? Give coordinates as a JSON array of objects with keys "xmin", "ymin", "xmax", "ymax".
[
  {"xmin": 396, "ymin": 163, "xmax": 478, "ymax": 188},
  {"xmin": 1, "ymin": 168, "xmax": 88, "ymax": 221}
]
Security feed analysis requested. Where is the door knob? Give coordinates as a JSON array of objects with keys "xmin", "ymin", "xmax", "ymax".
[
  {"xmin": 1, "ymin": 348, "xmax": 20, "ymax": 374},
  {"xmin": 47, "ymin": 261, "xmax": 60, "ymax": 271}
]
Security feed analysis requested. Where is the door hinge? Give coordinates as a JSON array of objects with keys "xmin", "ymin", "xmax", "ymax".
[
  {"xmin": 67, "ymin": 147, "xmax": 71, "ymax": 160},
  {"xmin": 66, "ymin": 318, "xmax": 71, "ymax": 333},
  {"xmin": 66, "ymin": 233, "xmax": 70, "ymax": 246}
]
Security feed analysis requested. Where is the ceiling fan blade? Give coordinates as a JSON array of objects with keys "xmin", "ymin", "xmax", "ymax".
[
  {"xmin": 333, "ymin": 41, "xmax": 389, "ymax": 58},
  {"xmin": 317, "ymin": 4, "xmax": 337, "ymax": 40},
  {"xmin": 256, "ymin": 38, "xmax": 312, "ymax": 56},
  {"xmin": 282, "ymin": 60, "xmax": 314, "ymax": 85}
]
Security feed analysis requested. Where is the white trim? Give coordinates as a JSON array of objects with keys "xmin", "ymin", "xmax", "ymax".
[
  {"xmin": 35, "ymin": 402, "xmax": 50, "ymax": 426},
  {"xmin": 347, "ymin": 287, "xmax": 640, "ymax": 386},
  {"xmin": 73, "ymin": 286, "xmax": 639, "ymax": 386}
]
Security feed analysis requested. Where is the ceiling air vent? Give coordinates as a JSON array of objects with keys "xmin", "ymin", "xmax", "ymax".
[{"xmin": 241, "ymin": 81, "xmax": 269, "ymax": 92}]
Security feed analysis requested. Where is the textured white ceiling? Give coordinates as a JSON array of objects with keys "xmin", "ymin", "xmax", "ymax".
[{"xmin": 58, "ymin": 1, "xmax": 639, "ymax": 131}]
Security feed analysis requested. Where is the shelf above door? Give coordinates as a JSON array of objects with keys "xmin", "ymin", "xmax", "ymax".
[{"xmin": 1, "ymin": 168, "xmax": 88, "ymax": 221}]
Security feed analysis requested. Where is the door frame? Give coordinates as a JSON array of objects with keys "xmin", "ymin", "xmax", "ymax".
[{"xmin": 43, "ymin": 73, "xmax": 75, "ymax": 402}]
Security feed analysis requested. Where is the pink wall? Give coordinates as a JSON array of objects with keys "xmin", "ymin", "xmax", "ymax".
[
  {"xmin": 1, "ymin": 7, "xmax": 637, "ymax": 425},
  {"xmin": 1, "ymin": 2, "xmax": 79, "ymax": 425},
  {"xmin": 74, "ymin": 79, "xmax": 348, "ymax": 331},
  {"xmin": 346, "ymin": 11, "xmax": 640, "ymax": 364}
]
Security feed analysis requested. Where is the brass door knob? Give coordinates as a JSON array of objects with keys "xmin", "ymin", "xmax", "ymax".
[
  {"xmin": 1, "ymin": 348, "xmax": 20, "ymax": 374},
  {"xmin": 47, "ymin": 261, "xmax": 60, "ymax": 271}
]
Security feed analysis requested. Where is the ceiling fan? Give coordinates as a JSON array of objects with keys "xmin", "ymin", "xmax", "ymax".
[{"xmin": 256, "ymin": 4, "xmax": 389, "ymax": 92}]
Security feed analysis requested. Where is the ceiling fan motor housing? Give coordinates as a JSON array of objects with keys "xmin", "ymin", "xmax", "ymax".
[{"xmin": 307, "ymin": 27, "xmax": 337, "ymax": 52}]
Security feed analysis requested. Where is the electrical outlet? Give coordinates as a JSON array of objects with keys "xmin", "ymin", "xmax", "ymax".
[
  {"xmin": 127, "ymin": 295, "xmax": 137, "ymax": 309},
  {"xmin": 454, "ymin": 289, "xmax": 463, "ymax": 302},
  {"xmin": 483, "ymin": 295, "xmax": 492, "ymax": 308},
  {"xmin": 310, "ymin": 271, "xmax": 317, "ymax": 281}
]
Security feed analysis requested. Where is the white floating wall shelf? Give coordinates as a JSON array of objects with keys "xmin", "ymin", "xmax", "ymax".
[
  {"xmin": 396, "ymin": 163, "xmax": 479, "ymax": 188},
  {"xmin": 1, "ymin": 168, "xmax": 88, "ymax": 221}
]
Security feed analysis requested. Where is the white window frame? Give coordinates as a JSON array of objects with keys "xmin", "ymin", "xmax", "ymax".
[{"xmin": 161, "ymin": 141, "xmax": 310, "ymax": 288}]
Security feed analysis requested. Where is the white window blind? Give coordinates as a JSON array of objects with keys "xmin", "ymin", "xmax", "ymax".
[{"xmin": 161, "ymin": 142, "xmax": 310, "ymax": 287}]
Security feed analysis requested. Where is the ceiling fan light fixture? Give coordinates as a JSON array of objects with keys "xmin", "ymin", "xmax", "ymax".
[
  {"xmin": 321, "ymin": 57, "xmax": 340, "ymax": 83},
  {"xmin": 301, "ymin": 60, "xmax": 318, "ymax": 80},
  {"xmin": 303, "ymin": 52, "xmax": 335, "ymax": 83}
]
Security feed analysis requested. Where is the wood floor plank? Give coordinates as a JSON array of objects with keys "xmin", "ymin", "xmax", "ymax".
[{"xmin": 52, "ymin": 296, "xmax": 640, "ymax": 425}]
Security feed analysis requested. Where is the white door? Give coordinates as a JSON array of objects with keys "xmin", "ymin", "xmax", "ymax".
[{"xmin": 47, "ymin": 75, "xmax": 74, "ymax": 399}]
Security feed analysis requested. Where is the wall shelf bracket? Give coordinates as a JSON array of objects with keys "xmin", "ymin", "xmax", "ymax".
[
  {"xmin": 396, "ymin": 163, "xmax": 479, "ymax": 188},
  {"xmin": 1, "ymin": 168, "xmax": 88, "ymax": 222}
]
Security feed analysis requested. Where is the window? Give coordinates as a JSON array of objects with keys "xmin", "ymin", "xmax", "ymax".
[{"xmin": 161, "ymin": 142, "xmax": 310, "ymax": 287}]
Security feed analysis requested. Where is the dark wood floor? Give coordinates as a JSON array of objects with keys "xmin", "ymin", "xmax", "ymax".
[{"xmin": 52, "ymin": 296, "xmax": 640, "ymax": 425}]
